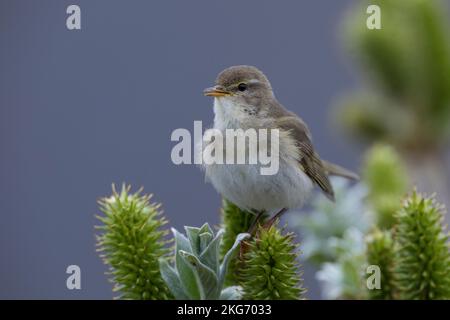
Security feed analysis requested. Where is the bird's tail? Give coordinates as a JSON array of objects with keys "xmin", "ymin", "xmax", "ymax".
[{"xmin": 322, "ymin": 160, "xmax": 359, "ymax": 181}]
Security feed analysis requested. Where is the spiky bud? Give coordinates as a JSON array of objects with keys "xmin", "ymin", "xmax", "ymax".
[
  {"xmin": 394, "ymin": 191, "xmax": 450, "ymax": 299},
  {"xmin": 366, "ymin": 229, "xmax": 397, "ymax": 299},
  {"xmin": 96, "ymin": 184, "xmax": 171, "ymax": 300},
  {"xmin": 240, "ymin": 225, "xmax": 305, "ymax": 300}
]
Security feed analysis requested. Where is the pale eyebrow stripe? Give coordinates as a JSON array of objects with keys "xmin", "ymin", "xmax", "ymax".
[
  {"xmin": 248, "ymin": 79, "xmax": 260, "ymax": 84},
  {"xmin": 229, "ymin": 79, "xmax": 260, "ymax": 89}
]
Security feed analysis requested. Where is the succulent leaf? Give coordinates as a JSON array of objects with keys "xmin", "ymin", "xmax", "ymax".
[
  {"xmin": 219, "ymin": 233, "xmax": 250, "ymax": 286},
  {"xmin": 220, "ymin": 286, "xmax": 243, "ymax": 300},
  {"xmin": 161, "ymin": 223, "xmax": 250, "ymax": 300},
  {"xmin": 180, "ymin": 251, "xmax": 220, "ymax": 299},
  {"xmin": 172, "ymin": 228, "xmax": 201, "ymax": 299},
  {"xmin": 159, "ymin": 259, "xmax": 188, "ymax": 300}
]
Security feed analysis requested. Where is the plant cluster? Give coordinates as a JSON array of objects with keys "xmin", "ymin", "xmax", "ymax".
[
  {"xmin": 96, "ymin": 186, "xmax": 304, "ymax": 300},
  {"xmin": 293, "ymin": 144, "xmax": 450, "ymax": 299}
]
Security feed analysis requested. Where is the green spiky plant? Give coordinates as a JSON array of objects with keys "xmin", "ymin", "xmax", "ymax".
[
  {"xmin": 96, "ymin": 187, "xmax": 304, "ymax": 300},
  {"xmin": 219, "ymin": 200, "xmax": 267, "ymax": 285},
  {"xmin": 240, "ymin": 224, "xmax": 305, "ymax": 300},
  {"xmin": 394, "ymin": 192, "xmax": 450, "ymax": 299},
  {"xmin": 365, "ymin": 228, "xmax": 397, "ymax": 300},
  {"xmin": 94, "ymin": 182, "xmax": 450, "ymax": 300},
  {"xmin": 95, "ymin": 184, "xmax": 172, "ymax": 299}
]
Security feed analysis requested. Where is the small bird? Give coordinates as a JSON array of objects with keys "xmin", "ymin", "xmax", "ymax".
[{"xmin": 202, "ymin": 65, "xmax": 358, "ymax": 224}]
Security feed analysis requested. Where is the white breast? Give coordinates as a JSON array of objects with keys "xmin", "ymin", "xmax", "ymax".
[{"xmin": 201, "ymin": 97, "xmax": 313, "ymax": 211}]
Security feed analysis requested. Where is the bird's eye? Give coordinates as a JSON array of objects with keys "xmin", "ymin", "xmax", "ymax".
[{"xmin": 237, "ymin": 83, "xmax": 248, "ymax": 91}]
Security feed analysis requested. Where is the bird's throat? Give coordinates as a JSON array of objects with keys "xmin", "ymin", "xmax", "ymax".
[{"xmin": 213, "ymin": 97, "xmax": 256, "ymax": 131}]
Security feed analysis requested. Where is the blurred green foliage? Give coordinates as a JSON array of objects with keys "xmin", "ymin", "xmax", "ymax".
[
  {"xmin": 315, "ymin": 0, "xmax": 450, "ymax": 299},
  {"xmin": 338, "ymin": 0, "xmax": 450, "ymax": 150},
  {"xmin": 294, "ymin": 143, "xmax": 450, "ymax": 300},
  {"xmin": 289, "ymin": 178, "xmax": 372, "ymax": 265},
  {"xmin": 316, "ymin": 228, "xmax": 367, "ymax": 299},
  {"xmin": 362, "ymin": 144, "xmax": 408, "ymax": 228}
]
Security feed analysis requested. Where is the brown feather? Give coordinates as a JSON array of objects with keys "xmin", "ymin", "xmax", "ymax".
[
  {"xmin": 276, "ymin": 115, "xmax": 335, "ymax": 201},
  {"xmin": 322, "ymin": 160, "xmax": 359, "ymax": 181}
]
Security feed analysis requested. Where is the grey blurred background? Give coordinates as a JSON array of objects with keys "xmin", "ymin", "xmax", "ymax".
[{"xmin": 0, "ymin": 0, "xmax": 361, "ymax": 299}]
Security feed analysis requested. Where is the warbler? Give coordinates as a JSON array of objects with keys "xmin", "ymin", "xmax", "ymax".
[{"xmin": 202, "ymin": 65, "xmax": 358, "ymax": 223}]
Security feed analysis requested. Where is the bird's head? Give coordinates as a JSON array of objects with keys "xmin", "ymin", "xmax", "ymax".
[{"xmin": 204, "ymin": 65, "xmax": 275, "ymax": 119}]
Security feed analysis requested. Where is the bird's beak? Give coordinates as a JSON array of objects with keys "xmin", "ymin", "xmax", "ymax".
[{"xmin": 203, "ymin": 86, "xmax": 230, "ymax": 97}]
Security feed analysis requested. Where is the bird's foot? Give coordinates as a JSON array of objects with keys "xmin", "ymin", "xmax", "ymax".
[
  {"xmin": 247, "ymin": 210, "xmax": 266, "ymax": 236},
  {"xmin": 262, "ymin": 208, "xmax": 287, "ymax": 230}
]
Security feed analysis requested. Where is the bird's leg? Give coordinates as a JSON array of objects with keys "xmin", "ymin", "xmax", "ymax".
[
  {"xmin": 247, "ymin": 210, "xmax": 266, "ymax": 235},
  {"xmin": 263, "ymin": 208, "xmax": 288, "ymax": 229},
  {"xmin": 240, "ymin": 210, "xmax": 265, "ymax": 259}
]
